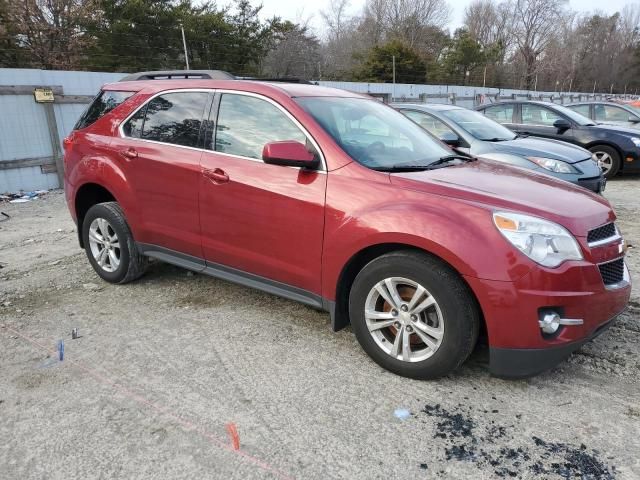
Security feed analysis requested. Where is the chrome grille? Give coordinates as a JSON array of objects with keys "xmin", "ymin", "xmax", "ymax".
[
  {"xmin": 598, "ymin": 258, "xmax": 625, "ymax": 285},
  {"xmin": 587, "ymin": 223, "xmax": 617, "ymax": 245}
]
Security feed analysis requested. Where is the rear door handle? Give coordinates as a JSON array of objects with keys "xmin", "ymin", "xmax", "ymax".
[
  {"xmin": 120, "ymin": 147, "xmax": 138, "ymax": 159},
  {"xmin": 203, "ymin": 168, "xmax": 229, "ymax": 184}
]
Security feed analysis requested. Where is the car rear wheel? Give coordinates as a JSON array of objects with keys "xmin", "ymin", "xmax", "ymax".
[
  {"xmin": 589, "ymin": 145, "xmax": 620, "ymax": 179},
  {"xmin": 82, "ymin": 202, "xmax": 147, "ymax": 284},
  {"xmin": 349, "ymin": 251, "xmax": 479, "ymax": 379}
]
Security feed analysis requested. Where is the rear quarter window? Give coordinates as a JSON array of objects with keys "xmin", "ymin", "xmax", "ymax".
[{"xmin": 74, "ymin": 91, "xmax": 135, "ymax": 130}]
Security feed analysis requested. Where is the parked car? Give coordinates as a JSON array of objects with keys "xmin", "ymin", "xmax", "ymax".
[
  {"xmin": 394, "ymin": 103, "xmax": 605, "ymax": 193},
  {"xmin": 475, "ymin": 100, "xmax": 640, "ymax": 178},
  {"xmin": 64, "ymin": 71, "xmax": 630, "ymax": 379},
  {"xmin": 565, "ymin": 101, "xmax": 640, "ymax": 130}
]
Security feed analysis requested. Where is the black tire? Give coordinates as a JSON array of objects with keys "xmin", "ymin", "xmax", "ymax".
[
  {"xmin": 349, "ymin": 250, "xmax": 479, "ymax": 379},
  {"xmin": 589, "ymin": 145, "xmax": 621, "ymax": 179},
  {"xmin": 82, "ymin": 202, "xmax": 147, "ymax": 284}
]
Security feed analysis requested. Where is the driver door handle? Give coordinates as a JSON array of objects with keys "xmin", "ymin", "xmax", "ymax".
[
  {"xmin": 203, "ymin": 167, "xmax": 229, "ymax": 184},
  {"xmin": 120, "ymin": 147, "xmax": 138, "ymax": 159}
]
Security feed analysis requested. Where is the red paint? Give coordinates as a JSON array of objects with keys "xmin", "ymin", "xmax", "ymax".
[
  {"xmin": 226, "ymin": 423, "xmax": 240, "ymax": 451},
  {"xmin": 64, "ymin": 78, "xmax": 630, "ymax": 367}
]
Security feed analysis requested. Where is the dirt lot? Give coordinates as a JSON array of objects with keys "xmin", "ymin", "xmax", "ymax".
[{"xmin": 1, "ymin": 179, "xmax": 639, "ymax": 480}]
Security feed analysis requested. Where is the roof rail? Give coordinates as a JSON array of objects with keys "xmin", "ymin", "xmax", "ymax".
[
  {"xmin": 119, "ymin": 70, "xmax": 236, "ymax": 81},
  {"xmin": 238, "ymin": 76, "xmax": 315, "ymax": 85}
]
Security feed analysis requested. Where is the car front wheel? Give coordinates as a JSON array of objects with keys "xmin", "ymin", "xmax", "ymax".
[
  {"xmin": 349, "ymin": 251, "xmax": 479, "ymax": 379},
  {"xmin": 590, "ymin": 145, "xmax": 621, "ymax": 179}
]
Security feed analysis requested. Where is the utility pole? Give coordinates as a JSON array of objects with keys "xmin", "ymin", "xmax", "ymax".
[
  {"xmin": 533, "ymin": 74, "xmax": 538, "ymax": 92},
  {"xmin": 593, "ymin": 80, "xmax": 597, "ymax": 94},
  {"xmin": 483, "ymin": 66, "xmax": 487, "ymax": 88},
  {"xmin": 610, "ymin": 83, "xmax": 614, "ymax": 94},
  {"xmin": 392, "ymin": 55, "xmax": 396, "ymax": 100},
  {"xmin": 180, "ymin": 24, "xmax": 190, "ymax": 70}
]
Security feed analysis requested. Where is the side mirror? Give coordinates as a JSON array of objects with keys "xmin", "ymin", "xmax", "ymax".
[
  {"xmin": 628, "ymin": 115, "xmax": 640, "ymax": 123},
  {"xmin": 262, "ymin": 141, "xmax": 319, "ymax": 169},
  {"xmin": 440, "ymin": 131, "xmax": 461, "ymax": 147},
  {"xmin": 553, "ymin": 118, "xmax": 571, "ymax": 130}
]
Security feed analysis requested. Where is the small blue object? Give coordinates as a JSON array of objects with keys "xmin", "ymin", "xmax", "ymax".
[
  {"xmin": 394, "ymin": 408, "xmax": 411, "ymax": 420},
  {"xmin": 57, "ymin": 339, "xmax": 64, "ymax": 361}
]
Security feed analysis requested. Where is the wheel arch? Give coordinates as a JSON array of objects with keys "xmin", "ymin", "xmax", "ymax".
[
  {"xmin": 331, "ymin": 242, "xmax": 487, "ymax": 342},
  {"xmin": 74, "ymin": 183, "xmax": 117, "ymax": 247}
]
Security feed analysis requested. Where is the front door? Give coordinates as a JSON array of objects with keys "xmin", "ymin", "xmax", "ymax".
[
  {"xmin": 199, "ymin": 92, "xmax": 326, "ymax": 295},
  {"xmin": 114, "ymin": 90, "xmax": 210, "ymax": 258},
  {"xmin": 519, "ymin": 103, "xmax": 574, "ymax": 142}
]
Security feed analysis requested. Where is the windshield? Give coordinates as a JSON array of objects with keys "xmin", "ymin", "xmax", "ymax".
[
  {"xmin": 295, "ymin": 97, "xmax": 453, "ymax": 169},
  {"xmin": 552, "ymin": 104, "xmax": 595, "ymax": 126},
  {"xmin": 440, "ymin": 108, "xmax": 516, "ymax": 141}
]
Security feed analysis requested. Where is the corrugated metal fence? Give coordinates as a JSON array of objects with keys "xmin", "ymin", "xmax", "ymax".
[
  {"xmin": 0, "ymin": 69, "xmax": 125, "ymax": 193},
  {"xmin": 0, "ymin": 69, "xmax": 636, "ymax": 192}
]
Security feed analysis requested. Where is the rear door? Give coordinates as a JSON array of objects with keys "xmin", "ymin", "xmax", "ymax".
[
  {"xmin": 114, "ymin": 90, "xmax": 211, "ymax": 258},
  {"xmin": 480, "ymin": 103, "xmax": 517, "ymax": 130},
  {"xmin": 198, "ymin": 91, "xmax": 326, "ymax": 295}
]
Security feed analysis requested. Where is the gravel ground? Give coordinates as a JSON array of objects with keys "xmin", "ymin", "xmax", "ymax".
[{"xmin": 1, "ymin": 179, "xmax": 639, "ymax": 480}]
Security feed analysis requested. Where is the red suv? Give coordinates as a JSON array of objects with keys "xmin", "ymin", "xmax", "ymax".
[{"xmin": 64, "ymin": 71, "xmax": 630, "ymax": 379}]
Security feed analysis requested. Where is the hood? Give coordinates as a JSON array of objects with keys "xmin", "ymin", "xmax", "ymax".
[
  {"xmin": 389, "ymin": 159, "xmax": 613, "ymax": 237},
  {"xmin": 489, "ymin": 137, "xmax": 590, "ymax": 164}
]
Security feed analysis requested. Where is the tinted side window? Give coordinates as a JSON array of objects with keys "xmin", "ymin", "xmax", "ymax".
[
  {"xmin": 521, "ymin": 105, "xmax": 561, "ymax": 126},
  {"xmin": 595, "ymin": 105, "xmax": 630, "ymax": 122},
  {"xmin": 140, "ymin": 92, "xmax": 208, "ymax": 148},
  {"xmin": 123, "ymin": 105, "xmax": 146, "ymax": 138},
  {"xmin": 75, "ymin": 91, "xmax": 134, "ymax": 130},
  {"xmin": 568, "ymin": 104, "xmax": 590, "ymax": 118},
  {"xmin": 214, "ymin": 94, "xmax": 307, "ymax": 159},
  {"xmin": 402, "ymin": 110, "xmax": 455, "ymax": 138},
  {"xmin": 483, "ymin": 105, "xmax": 514, "ymax": 123}
]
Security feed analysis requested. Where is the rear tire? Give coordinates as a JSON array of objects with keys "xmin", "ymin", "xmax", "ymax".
[
  {"xmin": 589, "ymin": 145, "xmax": 620, "ymax": 179},
  {"xmin": 349, "ymin": 250, "xmax": 479, "ymax": 379},
  {"xmin": 82, "ymin": 202, "xmax": 147, "ymax": 284}
]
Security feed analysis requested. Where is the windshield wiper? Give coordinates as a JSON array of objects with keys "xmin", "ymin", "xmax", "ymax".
[
  {"xmin": 372, "ymin": 155, "xmax": 474, "ymax": 172},
  {"xmin": 482, "ymin": 137, "xmax": 513, "ymax": 142},
  {"xmin": 426, "ymin": 154, "xmax": 475, "ymax": 167}
]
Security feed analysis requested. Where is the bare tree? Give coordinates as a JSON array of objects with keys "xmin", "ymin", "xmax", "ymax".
[
  {"xmin": 508, "ymin": 0, "xmax": 568, "ymax": 89},
  {"xmin": 320, "ymin": 0, "xmax": 351, "ymax": 41},
  {"xmin": 5, "ymin": 0, "xmax": 98, "ymax": 69}
]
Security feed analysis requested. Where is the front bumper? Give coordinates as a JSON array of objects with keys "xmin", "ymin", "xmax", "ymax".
[
  {"xmin": 464, "ymin": 260, "xmax": 631, "ymax": 378},
  {"xmin": 577, "ymin": 175, "xmax": 606, "ymax": 193},
  {"xmin": 489, "ymin": 315, "xmax": 617, "ymax": 378}
]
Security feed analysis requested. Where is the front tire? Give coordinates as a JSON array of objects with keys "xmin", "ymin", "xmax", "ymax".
[
  {"xmin": 82, "ymin": 202, "xmax": 147, "ymax": 284},
  {"xmin": 349, "ymin": 251, "xmax": 479, "ymax": 379},
  {"xmin": 589, "ymin": 145, "xmax": 620, "ymax": 179}
]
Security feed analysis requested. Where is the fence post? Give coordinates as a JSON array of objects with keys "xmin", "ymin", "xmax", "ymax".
[{"xmin": 42, "ymin": 102, "xmax": 64, "ymax": 188}]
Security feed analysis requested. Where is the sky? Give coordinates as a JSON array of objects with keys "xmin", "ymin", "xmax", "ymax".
[{"xmin": 222, "ymin": 0, "xmax": 639, "ymax": 35}]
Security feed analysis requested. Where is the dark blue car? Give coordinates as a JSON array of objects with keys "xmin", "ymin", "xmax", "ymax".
[
  {"xmin": 394, "ymin": 103, "xmax": 605, "ymax": 193},
  {"xmin": 475, "ymin": 100, "xmax": 640, "ymax": 179}
]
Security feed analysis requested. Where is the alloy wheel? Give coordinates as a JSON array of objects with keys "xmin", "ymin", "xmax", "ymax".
[
  {"xmin": 364, "ymin": 277, "xmax": 444, "ymax": 362},
  {"xmin": 88, "ymin": 218, "xmax": 121, "ymax": 272},
  {"xmin": 593, "ymin": 151, "xmax": 613, "ymax": 176}
]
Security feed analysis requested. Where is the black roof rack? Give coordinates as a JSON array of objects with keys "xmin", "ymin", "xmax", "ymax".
[
  {"xmin": 119, "ymin": 70, "xmax": 236, "ymax": 81},
  {"xmin": 238, "ymin": 77, "xmax": 314, "ymax": 85}
]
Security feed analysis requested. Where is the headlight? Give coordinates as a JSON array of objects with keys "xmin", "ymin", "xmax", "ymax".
[
  {"xmin": 630, "ymin": 137, "xmax": 640, "ymax": 148},
  {"xmin": 527, "ymin": 156, "xmax": 579, "ymax": 173},
  {"xmin": 493, "ymin": 212, "xmax": 583, "ymax": 267}
]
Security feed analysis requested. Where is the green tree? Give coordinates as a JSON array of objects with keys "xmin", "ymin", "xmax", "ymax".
[
  {"xmin": 353, "ymin": 40, "xmax": 426, "ymax": 84},
  {"xmin": 441, "ymin": 28, "xmax": 494, "ymax": 84}
]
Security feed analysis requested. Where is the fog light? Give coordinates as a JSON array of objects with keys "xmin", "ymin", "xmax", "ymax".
[
  {"xmin": 539, "ymin": 313, "xmax": 561, "ymax": 334},
  {"xmin": 539, "ymin": 312, "xmax": 584, "ymax": 334}
]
